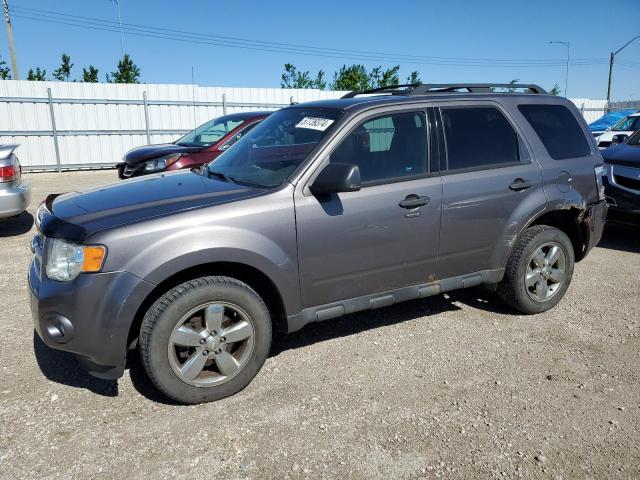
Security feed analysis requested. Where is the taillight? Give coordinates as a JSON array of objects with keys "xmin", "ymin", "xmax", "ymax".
[{"xmin": 0, "ymin": 165, "xmax": 16, "ymax": 182}]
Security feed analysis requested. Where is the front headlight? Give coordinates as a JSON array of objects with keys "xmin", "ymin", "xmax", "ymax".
[
  {"xmin": 45, "ymin": 239, "xmax": 106, "ymax": 281},
  {"xmin": 143, "ymin": 154, "xmax": 182, "ymax": 172}
]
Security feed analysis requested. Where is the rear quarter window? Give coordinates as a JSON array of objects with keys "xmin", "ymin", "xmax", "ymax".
[{"xmin": 518, "ymin": 104, "xmax": 591, "ymax": 160}]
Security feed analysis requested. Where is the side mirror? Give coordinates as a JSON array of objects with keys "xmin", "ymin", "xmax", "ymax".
[
  {"xmin": 310, "ymin": 163, "xmax": 361, "ymax": 195},
  {"xmin": 612, "ymin": 134, "xmax": 629, "ymax": 145}
]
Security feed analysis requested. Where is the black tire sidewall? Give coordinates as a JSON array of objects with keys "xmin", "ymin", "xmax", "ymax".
[
  {"xmin": 512, "ymin": 228, "xmax": 575, "ymax": 314},
  {"xmin": 141, "ymin": 278, "xmax": 272, "ymax": 404}
]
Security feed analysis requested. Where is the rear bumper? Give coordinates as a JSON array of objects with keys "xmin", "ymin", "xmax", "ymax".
[
  {"xmin": 583, "ymin": 200, "xmax": 608, "ymax": 254},
  {"xmin": 29, "ymin": 257, "xmax": 155, "ymax": 379},
  {"xmin": 0, "ymin": 181, "xmax": 31, "ymax": 218}
]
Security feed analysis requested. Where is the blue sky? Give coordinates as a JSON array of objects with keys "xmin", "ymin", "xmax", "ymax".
[{"xmin": 4, "ymin": 0, "xmax": 639, "ymax": 99}]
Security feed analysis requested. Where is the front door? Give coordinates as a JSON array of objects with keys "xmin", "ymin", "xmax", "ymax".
[{"xmin": 295, "ymin": 109, "xmax": 442, "ymax": 308}]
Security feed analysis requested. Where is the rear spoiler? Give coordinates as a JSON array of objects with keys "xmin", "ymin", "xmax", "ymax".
[{"xmin": 0, "ymin": 144, "xmax": 19, "ymax": 160}]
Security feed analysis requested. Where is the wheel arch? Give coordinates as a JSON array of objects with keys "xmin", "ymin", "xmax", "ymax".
[{"xmin": 126, "ymin": 261, "xmax": 289, "ymax": 350}]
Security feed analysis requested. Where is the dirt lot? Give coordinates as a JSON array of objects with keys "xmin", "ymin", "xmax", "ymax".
[{"xmin": 1, "ymin": 170, "xmax": 639, "ymax": 479}]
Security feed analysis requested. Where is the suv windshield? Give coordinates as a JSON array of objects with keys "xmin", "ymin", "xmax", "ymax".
[
  {"xmin": 204, "ymin": 107, "xmax": 343, "ymax": 188},
  {"xmin": 612, "ymin": 115, "xmax": 640, "ymax": 132},
  {"xmin": 176, "ymin": 117, "xmax": 245, "ymax": 147}
]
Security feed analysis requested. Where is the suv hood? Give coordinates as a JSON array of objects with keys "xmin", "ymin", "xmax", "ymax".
[
  {"xmin": 123, "ymin": 143, "xmax": 205, "ymax": 165},
  {"xmin": 50, "ymin": 170, "xmax": 265, "ymax": 238},
  {"xmin": 602, "ymin": 143, "xmax": 640, "ymax": 167}
]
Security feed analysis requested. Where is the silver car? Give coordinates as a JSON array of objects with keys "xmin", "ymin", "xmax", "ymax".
[{"xmin": 0, "ymin": 144, "xmax": 31, "ymax": 219}]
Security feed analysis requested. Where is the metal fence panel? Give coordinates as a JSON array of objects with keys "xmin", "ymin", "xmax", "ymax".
[
  {"xmin": 0, "ymin": 79, "xmax": 637, "ymax": 171},
  {"xmin": 0, "ymin": 80, "xmax": 346, "ymax": 170}
]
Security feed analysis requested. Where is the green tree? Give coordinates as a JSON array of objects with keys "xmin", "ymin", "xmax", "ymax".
[
  {"xmin": 332, "ymin": 64, "xmax": 370, "ymax": 91},
  {"xmin": 406, "ymin": 71, "xmax": 421, "ymax": 84},
  {"xmin": 82, "ymin": 65, "xmax": 99, "ymax": 83},
  {"xmin": 0, "ymin": 55, "xmax": 11, "ymax": 79},
  {"xmin": 280, "ymin": 64, "xmax": 326, "ymax": 89},
  {"xmin": 27, "ymin": 67, "xmax": 46, "ymax": 81},
  {"xmin": 549, "ymin": 84, "xmax": 561, "ymax": 95},
  {"xmin": 375, "ymin": 65, "xmax": 400, "ymax": 88},
  {"xmin": 313, "ymin": 70, "xmax": 327, "ymax": 90},
  {"xmin": 107, "ymin": 54, "xmax": 141, "ymax": 84},
  {"xmin": 332, "ymin": 64, "xmax": 403, "ymax": 91},
  {"xmin": 52, "ymin": 53, "xmax": 73, "ymax": 81}
]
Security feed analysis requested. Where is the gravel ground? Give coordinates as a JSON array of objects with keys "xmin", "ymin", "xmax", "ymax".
[{"xmin": 1, "ymin": 170, "xmax": 639, "ymax": 480}]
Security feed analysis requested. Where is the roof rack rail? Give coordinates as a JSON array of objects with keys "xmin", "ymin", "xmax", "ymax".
[
  {"xmin": 342, "ymin": 83, "xmax": 547, "ymax": 99},
  {"xmin": 412, "ymin": 83, "xmax": 547, "ymax": 94},
  {"xmin": 341, "ymin": 84, "xmax": 419, "ymax": 99}
]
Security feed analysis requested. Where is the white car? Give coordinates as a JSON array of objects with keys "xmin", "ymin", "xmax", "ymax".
[
  {"xmin": 595, "ymin": 113, "xmax": 640, "ymax": 149},
  {"xmin": 0, "ymin": 144, "xmax": 31, "ymax": 219}
]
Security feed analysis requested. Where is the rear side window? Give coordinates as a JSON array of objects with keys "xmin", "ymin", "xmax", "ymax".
[
  {"xmin": 441, "ymin": 107, "xmax": 520, "ymax": 171},
  {"xmin": 518, "ymin": 104, "xmax": 591, "ymax": 159}
]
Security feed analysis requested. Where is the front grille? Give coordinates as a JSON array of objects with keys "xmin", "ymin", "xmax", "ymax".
[
  {"xmin": 615, "ymin": 175, "xmax": 640, "ymax": 191},
  {"xmin": 123, "ymin": 165, "xmax": 138, "ymax": 177}
]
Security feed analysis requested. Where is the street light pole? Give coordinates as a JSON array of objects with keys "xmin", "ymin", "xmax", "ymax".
[
  {"xmin": 606, "ymin": 35, "xmax": 640, "ymax": 112},
  {"xmin": 550, "ymin": 41, "xmax": 570, "ymax": 98}
]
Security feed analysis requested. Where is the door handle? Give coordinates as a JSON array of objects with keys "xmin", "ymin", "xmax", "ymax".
[
  {"xmin": 509, "ymin": 178, "xmax": 532, "ymax": 191},
  {"xmin": 399, "ymin": 194, "xmax": 430, "ymax": 209}
]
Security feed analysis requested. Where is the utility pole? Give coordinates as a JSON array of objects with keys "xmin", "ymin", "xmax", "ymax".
[
  {"xmin": 549, "ymin": 41, "xmax": 570, "ymax": 98},
  {"xmin": 111, "ymin": 0, "xmax": 124, "ymax": 58},
  {"xmin": 2, "ymin": 0, "xmax": 19, "ymax": 80},
  {"xmin": 606, "ymin": 35, "xmax": 640, "ymax": 112}
]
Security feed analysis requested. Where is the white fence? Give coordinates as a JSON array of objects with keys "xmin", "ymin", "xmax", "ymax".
[
  {"xmin": 0, "ymin": 80, "xmax": 626, "ymax": 171},
  {"xmin": 0, "ymin": 80, "xmax": 345, "ymax": 170}
]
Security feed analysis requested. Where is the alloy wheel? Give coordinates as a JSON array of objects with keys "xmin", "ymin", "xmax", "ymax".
[
  {"xmin": 167, "ymin": 302, "xmax": 255, "ymax": 387},
  {"xmin": 525, "ymin": 242, "xmax": 567, "ymax": 302}
]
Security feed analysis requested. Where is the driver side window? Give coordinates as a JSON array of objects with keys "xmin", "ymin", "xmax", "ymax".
[{"xmin": 330, "ymin": 111, "xmax": 428, "ymax": 184}]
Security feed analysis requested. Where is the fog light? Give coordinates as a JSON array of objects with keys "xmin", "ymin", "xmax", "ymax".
[{"xmin": 42, "ymin": 313, "xmax": 75, "ymax": 344}]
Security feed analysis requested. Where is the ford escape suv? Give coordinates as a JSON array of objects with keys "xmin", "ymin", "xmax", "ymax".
[{"xmin": 29, "ymin": 83, "xmax": 607, "ymax": 404}]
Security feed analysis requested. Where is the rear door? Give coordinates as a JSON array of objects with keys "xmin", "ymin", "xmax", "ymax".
[{"xmin": 435, "ymin": 103, "xmax": 545, "ymax": 279}]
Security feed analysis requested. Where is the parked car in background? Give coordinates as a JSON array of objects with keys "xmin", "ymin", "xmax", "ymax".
[
  {"xmin": 29, "ymin": 83, "xmax": 607, "ymax": 404},
  {"xmin": 116, "ymin": 112, "xmax": 270, "ymax": 179},
  {"xmin": 589, "ymin": 109, "xmax": 638, "ymax": 137},
  {"xmin": 595, "ymin": 112, "xmax": 640, "ymax": 149},
  {"xmin": 0, "ymin": 144, "xmax": 31, "ymax": 219},
  {"xmin": 602, "ymin": 129, "xmax": 640, "ymax": 224}
]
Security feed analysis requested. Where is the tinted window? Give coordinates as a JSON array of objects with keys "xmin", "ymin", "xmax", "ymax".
[
  {"xmin": 441, "ymin": 107, "xmax": 520, "ymax": 171},
  {"xmin": 518, "ymin": 104, "xmax": 591, "ymax": 159},
  {"xmin": 330, "ymin": 111, "xmax": 427, "ymax": 183},
  {"xmin": 177, "ymin": 117, "xmax": 245, "ymax": 147}
]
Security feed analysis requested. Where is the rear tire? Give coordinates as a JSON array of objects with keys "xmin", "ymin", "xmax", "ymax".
[
  {"xmin": 139, "ymin": 276, "xmax": 272, "ymax": 404},
  {"xmin": 497, "ymin": 225, "xmax": 574, "ymax": 314}
]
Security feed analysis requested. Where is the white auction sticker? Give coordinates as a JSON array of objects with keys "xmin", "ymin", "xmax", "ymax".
[{"xmin": 295, "ymin": 117, "xmax": 334, "ymax": 131}]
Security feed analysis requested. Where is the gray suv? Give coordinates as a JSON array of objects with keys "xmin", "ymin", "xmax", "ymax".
[{"xmin": 29, "ymin": 84, "xmax": 607, "ymax": 404}]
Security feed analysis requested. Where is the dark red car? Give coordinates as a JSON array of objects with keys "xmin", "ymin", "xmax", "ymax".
[{"xmin": 117, "ymin": 111, "xmax": 270, "ymax": 179}]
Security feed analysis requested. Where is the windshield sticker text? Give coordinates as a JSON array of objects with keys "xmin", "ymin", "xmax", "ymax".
[{"xmin": 296, "ymin": 117, "xmax": 334, "ymax": 131}]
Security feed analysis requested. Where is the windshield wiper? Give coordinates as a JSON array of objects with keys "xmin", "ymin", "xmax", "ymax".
[{"xmin": 207, "ymin": 168, "xmax": 235, "ymax": 183}]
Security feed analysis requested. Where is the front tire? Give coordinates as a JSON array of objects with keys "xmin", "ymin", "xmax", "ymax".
[
  {"xmin": 139, "ymin": 276, "xmax": 272, "ymax": 404},
  {"xmin": 498, "ymin": 225, "xmax": 575, "ymax": 314}
]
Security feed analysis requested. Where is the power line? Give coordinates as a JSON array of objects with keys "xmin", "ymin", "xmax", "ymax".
[{"xmin": 11, "ymin": 5, "xmax": 611, "ymax": 68}]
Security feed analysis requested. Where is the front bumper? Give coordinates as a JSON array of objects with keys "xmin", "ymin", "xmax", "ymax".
[
  {"xmin": 29, "ymin": 256, "xmax": 154, "ymax": 379},
  {"xmin": 603, "ymin": 177, "xmax": 640, "ymax": 210},
  {"xmin": 0, "ymin": 180, "xmax": 31, "ymax": 218}
]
